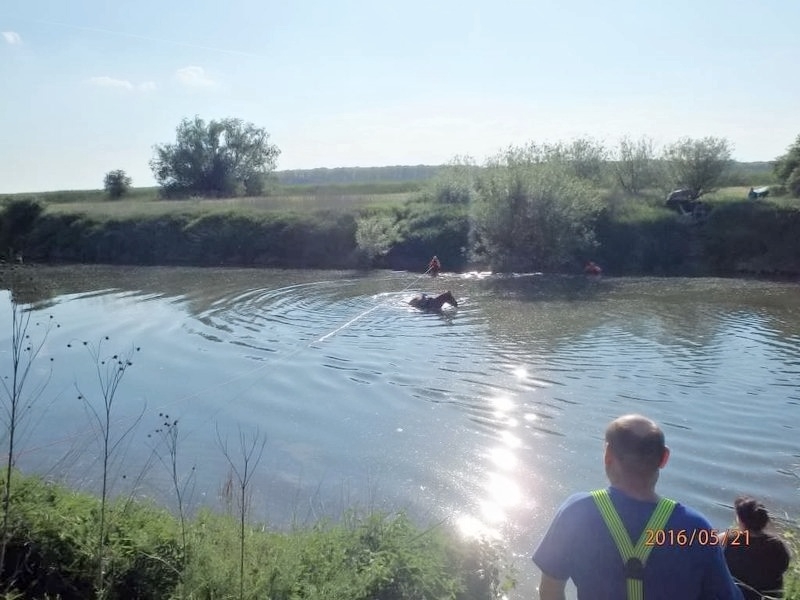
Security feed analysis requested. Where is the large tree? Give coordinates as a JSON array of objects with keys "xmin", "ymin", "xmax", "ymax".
[
  {"xmin": 662, "ymin": 136, "xmax": 733, "ymax": 197},
  {"xmin": 774, "ymin": 134, "xmax": 800, "ymax": 197},
  {"xmin": 150, "ymin": 117, "xmax": 280, "ymax": 197}
]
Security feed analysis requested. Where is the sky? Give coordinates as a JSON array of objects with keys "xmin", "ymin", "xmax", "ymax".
[{"xmin": 1, "ymin": 0, "xmax": 799, "ymax": 193}]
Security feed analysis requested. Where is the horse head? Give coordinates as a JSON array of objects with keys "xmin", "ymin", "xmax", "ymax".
[{"xmin": 441, "ymin": 291, "xmax": 458, "ymax": 308}]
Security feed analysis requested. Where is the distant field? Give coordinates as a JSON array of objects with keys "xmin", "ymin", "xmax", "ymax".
[
  {"xmin": 1, "ymin": 181, "xmax": 421, "ymax": 219},
  {"xmin": 41, "ymin": 192, "xmax": 414, "ymax": 219}
]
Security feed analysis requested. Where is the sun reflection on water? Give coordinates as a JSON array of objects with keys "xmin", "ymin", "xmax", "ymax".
[{"xmin": 455, "ymin": 374, "xmax": 531, "ymax": 548}]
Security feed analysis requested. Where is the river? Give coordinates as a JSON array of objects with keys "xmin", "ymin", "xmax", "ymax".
[{"xmin": 1, "ymin": 265, "xmax": 798, "ymax": 597}]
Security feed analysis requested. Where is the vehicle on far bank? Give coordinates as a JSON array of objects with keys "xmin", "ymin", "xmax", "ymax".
[
  {"xmin": 748, "ymin": 186, "xmax": 770, "ymax": 200},
  {"xmin": 665, "ymin": 188, "xmax": 700, "ymax": 214}
]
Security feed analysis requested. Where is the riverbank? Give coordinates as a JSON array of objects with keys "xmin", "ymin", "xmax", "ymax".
[
  {"xmin": 1, "ymin": 471, "xmax": 507, "ymax": 599},
  {"xmin": 2, "ymin": 185, "xmax": 799, "ymax": 276}
]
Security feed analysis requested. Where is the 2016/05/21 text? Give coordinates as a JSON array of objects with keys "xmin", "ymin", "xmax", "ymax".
[{"xmin": 644, "ymin": 529, "xmax": 749, "ymax": 547}]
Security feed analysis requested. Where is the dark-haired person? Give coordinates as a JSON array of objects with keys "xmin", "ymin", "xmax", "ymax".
[
  {"xmin": 533, "ymin": 414, "xmax": 742, "ymax": 600},
  {"xmin": 724, "ymin": 496, "xmax": 791, "ymax": 600}
]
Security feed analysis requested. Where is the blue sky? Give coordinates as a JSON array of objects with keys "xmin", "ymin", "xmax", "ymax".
[{"xmin": 2, "ymin": 0, "xmax": 799, "ymax": 193}]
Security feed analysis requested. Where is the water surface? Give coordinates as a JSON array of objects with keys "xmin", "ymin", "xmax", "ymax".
[{"xmin": 1, "ymin": 266, "xmax": 798, "ymax": 597}]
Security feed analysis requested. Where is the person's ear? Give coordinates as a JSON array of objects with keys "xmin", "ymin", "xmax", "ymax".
[
  {"xmin": 659, "ymin": 446, "xmax": 670, "ymax": 469},
  {"xmin": 604, "ymin": 442, "xmax": 612, "ymax": 467}
]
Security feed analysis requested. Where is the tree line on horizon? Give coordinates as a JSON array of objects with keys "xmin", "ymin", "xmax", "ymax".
[{"xmin": 99, "ymin": 115, "xmax": 800, "ymax": 201}]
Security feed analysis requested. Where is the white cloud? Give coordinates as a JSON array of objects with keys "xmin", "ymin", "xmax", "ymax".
[
  {"xmin": 2, "ymin": 31, "xmax": 22, "ymax": 45},
  {"xmin": 175, "ymin": 66, "xmax": 216, "ymax": 88},
  {"xmin": 88, "ymin": 77, "xmax": 157, "ymax": 92}
]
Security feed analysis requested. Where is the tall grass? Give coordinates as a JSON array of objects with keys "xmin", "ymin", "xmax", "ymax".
[
  {"xmin": 782, "ymin": 523, "xmax": 799, "ymax": 600},
  {"xmin": 2, "ymin": 472, "xmax": 506, "ymax": 599}
]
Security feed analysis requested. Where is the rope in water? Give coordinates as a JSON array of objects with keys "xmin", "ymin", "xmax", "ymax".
[
  {"xmin": 17, "ymin": 265, "xmax": 439, "ymax": 459},
  {"xmin": 157, "ymin": 264, "xmax": 436, "ymax": 411}
]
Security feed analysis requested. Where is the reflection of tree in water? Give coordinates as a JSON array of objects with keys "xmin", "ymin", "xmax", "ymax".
[
  {"xmin": 473, "ymin": 275, "xmax": 800, "ymax": 355},
  {"xmin": 0, "ymin": 266, "xmax": 62, "ymax": 307}
]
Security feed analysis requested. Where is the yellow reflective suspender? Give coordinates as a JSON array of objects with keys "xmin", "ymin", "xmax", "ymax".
[{"xmin": 590, "ymin": 490, "xmax": 676, "ymax": 600}]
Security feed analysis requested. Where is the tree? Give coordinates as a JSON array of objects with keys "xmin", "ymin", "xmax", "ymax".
[
  {"xmin": 470, "ymin": 146, "xmax": 601, "ymax": 272},
  {"xmin": 613, "ymin": 136, "xmax": 659, "ymax": 195},
  {"xmin": 150, "ymin": 116, "xmax": 280, "ymax": 198},
  {"xmin": 774, "ymin": 134, "xmax": 800, "ymax": 197},
  {"xmin": 103, "ymin": 169, "xmax": 132, "ymax": 199},
  {"xmin": 662, "ymin": 136, "xmax": 733, "ymax": 197},
  {"xmin": 420, "ymin": 156, "xmax": 478, "ymax": 205}
]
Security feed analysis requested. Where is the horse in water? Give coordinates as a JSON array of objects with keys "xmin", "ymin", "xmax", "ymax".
[{"xmin": 409, "ymin": 291, "xmax": 458, "ymax": 312}]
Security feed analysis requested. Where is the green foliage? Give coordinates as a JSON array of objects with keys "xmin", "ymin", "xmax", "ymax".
[
  {"xmin": 470, "ymin": 147, "xmax": 601, "ymax": 271},
  {"xmin": 419, "ymin": 157, "xmax": 478, "ymax": 205},
  {"xmin": 4, "ymin": 472, "xmax": 181, "ymax": 599},
  {"xmin": 701, "ymin": 200, "xmax": 800, "ymax": 274},
  {"xmin": 355, "ymin": 215, "xmax": 401, "ymax": 261},
  {"xmin": 784, "ymin": 526, "xmax": 800, "ymax": 600},
  {"xmin": 594, "ymin": 196, "xmax": 697, "ymax": 275},
  {"xmin": 103, "ymin": 170, "xmax": 132, "ymax": 200},
  {"xmin": 774, "ymin": 134, "xmax": 800, "ymax": 197},
  {"xmin": 496, "ymin": 139, "xmax": 609, "ymax": 185},
  {"xmin": 2, "ymin": 474, "xmax": 505, "ymax": 600},
  {"xmin": 613, "ymin": 136, "xmax": 661, "ymax": 195},
  {"xmin": 662, "ymin": 136, "xmax": 733, "ymax": 197},
  {"xmin": 0, "ymin": 198, "xmax": 43, "ymax": 258},
  {"xmin": 150, "ymin": 116, "xmax": 281, "ymax": 198},
  {"xmin": 383, "ymin": 202, "xmax": 470, "ymax": 271}
]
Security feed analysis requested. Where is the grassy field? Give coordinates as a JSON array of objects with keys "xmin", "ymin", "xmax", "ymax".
[
  {"xmin": 2, "ymin": 182, "xmax": 418, "ymax": 220},
  {"xmin": 41, "ymin": 192, "xmax": 414, "ymax": 219}
]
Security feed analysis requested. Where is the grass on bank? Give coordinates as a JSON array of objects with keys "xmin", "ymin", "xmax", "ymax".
[
  {"xmin": 40, "ymin": 193, "xmax": 414, "ymax": 220},
  {"xmin": 785, "ymin": 528, "xmax": 800, "ymax": 600},
  {"xmin": 2, "ymin": 471, "xmax": 509, "ymax": 600}
]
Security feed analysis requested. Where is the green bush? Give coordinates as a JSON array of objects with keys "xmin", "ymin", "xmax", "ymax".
[
  {"xmin": 702, "ymin": 201, "xmax": 800, "ymax": 274},
  {"xmin": 383, "ymin": 202, "xmax": 470, "ymax": 271},
  {"xmin": 4, "ymin": 473, "xmax": 181, "ymax": 599},
  {"xmin": 595, "ymin": 197, "xmax": 698, "ymax": 275},
  {"xmin": 470, "ymin": 154, "xmax": 601, "ymax": 272},
  {"xmin": 0, "ymin": 198, "xmax": 44, "ymax": 259}
]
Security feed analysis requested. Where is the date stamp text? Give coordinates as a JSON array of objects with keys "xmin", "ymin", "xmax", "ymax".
[{"xmin": 644, "ymin": 528, "xmax": 749, "ymax": 547}]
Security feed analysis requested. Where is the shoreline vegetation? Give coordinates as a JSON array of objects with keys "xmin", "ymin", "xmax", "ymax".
[
  {"xmin": 1, "ymin": 160, "xmax": 799, "ymax": 278},
  {"xmin": 2, "ymin": 471, "xmax": 510, "ymax": 599}
]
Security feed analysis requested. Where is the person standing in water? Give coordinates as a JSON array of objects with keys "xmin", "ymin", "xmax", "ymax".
[{"xmin": 427, "ymin": 255, "xmax": 441, "ymax": 277}]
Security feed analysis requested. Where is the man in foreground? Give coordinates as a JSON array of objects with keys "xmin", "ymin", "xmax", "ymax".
[{"xmin": 533, "ymin": 414, "xmax": 743, "ymax": 600}]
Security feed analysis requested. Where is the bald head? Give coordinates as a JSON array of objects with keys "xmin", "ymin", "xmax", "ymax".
[{"xmin": 605, "ymin": 414, "xmax": 668, "ymax": 480}]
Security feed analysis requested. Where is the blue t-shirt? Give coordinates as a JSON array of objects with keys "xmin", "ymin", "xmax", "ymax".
[{"xmin": 533, "ymin": 487, "xmax": 743, "ymax": 600}]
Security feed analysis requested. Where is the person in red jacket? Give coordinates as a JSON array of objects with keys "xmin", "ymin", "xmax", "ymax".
[
  {"xmin": 427, "ymin": 255, "xmax": 441, "ymax": 277},
  {"xmin": 584, "ymin": 261, "xmax": 602, "ymax": 276}
]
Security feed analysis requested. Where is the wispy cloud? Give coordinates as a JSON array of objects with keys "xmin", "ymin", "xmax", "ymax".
[
  {"xmin": 2, "ymin": 31, "xmax": 22, "ymax": 45},
  {"xmin": 175, "ymin": 66, "xmax": 216, "ymax": 88},
  {"xmin": 88, "ymin": 76, "xmax": 157, "ymax": 92}
]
